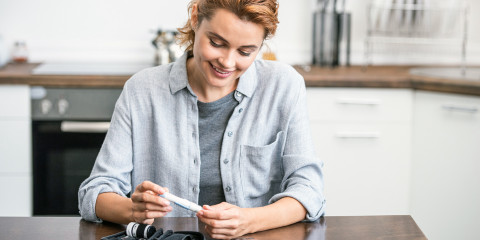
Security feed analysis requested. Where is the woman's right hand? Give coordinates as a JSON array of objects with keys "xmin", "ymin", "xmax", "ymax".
[{"xmin": 131, "ymin": 181, "xmax": 172, "ymax": 224}]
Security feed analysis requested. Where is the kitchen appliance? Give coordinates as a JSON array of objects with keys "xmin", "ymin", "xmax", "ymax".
[
  {"xmin": 31, "ymin": 87, "xmax": 122, "ymax": 215},
  {"xmin": 312, "ymin": 0, "xmax": 351, "ymax": 66},
  {"xmin": 152, "ymin": 29, "xmax": 182, "ymax": 66}
]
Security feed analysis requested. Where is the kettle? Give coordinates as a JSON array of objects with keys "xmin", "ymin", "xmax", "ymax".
[
  {"xmin": 0, "ymin": 35, "xmax": 8, "ymax": 68},
  {"xmin": 152, "ymin": 30, "xmax": 182, "ymax": 65}
]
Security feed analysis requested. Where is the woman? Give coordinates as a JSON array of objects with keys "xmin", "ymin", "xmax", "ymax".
[{"xmin": 78, "ymin": 0, "xmax": 325, "ymax": 239}]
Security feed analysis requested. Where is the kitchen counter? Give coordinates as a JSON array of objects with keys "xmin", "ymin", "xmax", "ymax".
[
  {"xmin": 0, "ymin": 63, "xmax": 128, "ymax": 88},
  {"xmin": 296, "ymin": 65, "xmax": 480, "ymax": 96},
  {"xmin": 1, "ymin": 63, "xmax": 480, "ymax": 96}
]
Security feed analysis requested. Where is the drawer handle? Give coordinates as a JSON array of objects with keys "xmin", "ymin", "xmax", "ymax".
[
  {"xmin": 336, "ymin": 131, "xmax": 381, "ymax": 139},
  {"xmin": 336, "ymin": 97, "xmax": 381, "ymax": 106},
  {"xmin": 441, "ymin": 104, "xmax": 478, "ymax": 113},
  {"xmin": 61, "ymin": 121, "xmax": 110, "ymax": 133}
]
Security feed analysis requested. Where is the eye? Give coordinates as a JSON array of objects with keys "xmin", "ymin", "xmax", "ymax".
[
  {"xmin": 209, "ymin": 39, "xmax": 222, "ymax": 48},
  {"xmin": 238, "ymin": 50, "xmax": 251, "ymax": 57}
]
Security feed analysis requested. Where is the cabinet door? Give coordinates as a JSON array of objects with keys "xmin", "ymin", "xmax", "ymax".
[
  {"xmin": 0, "ymin": 174, "xmax": 32, "ymax": 216},
  {"xmin": 0, "ymin": 85, "xmax": 32, "ymax": 216},
  {"xmin": 0, "ymin": 85, "xmax": 30, "ymax": 118},
  {"xmin": 0, "ymin": 85, "xmax": 31, "ymax": 174},
  {"xmin": 411, "ymin": 91, "xmax": 480, "ymax": 240},
  {"xmin": 311, "ymin": 122, "xmax": 411, "ymax": 216},
  {"xmin": 0, "ymin": 120, "xmax": 31, "ymax": 173}
]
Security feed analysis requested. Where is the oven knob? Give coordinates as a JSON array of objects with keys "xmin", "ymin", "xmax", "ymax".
[
  {"xmin": 58, "ymin": 98, "xmax": 69, "ymax": 115},
  {"xmin": 40, "ymin": 99, "xmax": 52, "ymax": 115}
]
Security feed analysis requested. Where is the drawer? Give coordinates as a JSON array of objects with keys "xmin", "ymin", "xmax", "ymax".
[
  {"xmin": 414, "ymin": 90, "xmax": 480, "ymax": 121},
  {"xmin": 0, "ymin": 85, "xmax": 30, "ymax": 118},
  {"xmin": 310, "ymin": 122, "xmax": 411, "ymax": 216},
  {"xmin": 306, "ymin": 88, "xmax": 412, "ymax": 123}
]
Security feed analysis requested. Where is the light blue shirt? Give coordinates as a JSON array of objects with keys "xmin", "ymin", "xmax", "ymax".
[{"xmin": 78, "ymin": 52, "xmax": 326, "ymax": 222}]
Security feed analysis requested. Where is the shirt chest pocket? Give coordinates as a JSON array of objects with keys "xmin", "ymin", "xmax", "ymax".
[{"xmin": 240, "ymin": 131, "xmax": 285, "ymax": 199}]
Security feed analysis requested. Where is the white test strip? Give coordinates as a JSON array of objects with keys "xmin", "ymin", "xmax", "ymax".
[{"xmin": 160, "ymin": 192, "xmax": 203, "ymax": 213}]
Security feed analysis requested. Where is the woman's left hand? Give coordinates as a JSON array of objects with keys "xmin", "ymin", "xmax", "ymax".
[{"xmin": 197, "ymin": 202, "xmax": 254, "ymax": 239}]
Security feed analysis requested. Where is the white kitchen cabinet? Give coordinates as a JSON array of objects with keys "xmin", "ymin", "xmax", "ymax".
[
  {"xmin": 0, "ymin": 174, "xmax": 32, "ymax": 216},
  {"xmin": 0, "ymin": 85, "xmax": 32, "ymax": 216},
  {"xmin": 411, "ymin": 91, "xmax": 480, "ymax": 240},
  {"xmin": 307, "ymin": 88, "xmax": 413, "ymax": 216}
]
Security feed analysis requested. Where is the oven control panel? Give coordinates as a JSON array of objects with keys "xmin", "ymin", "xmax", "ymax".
[{"xmin": 31, "ymin": 87, "xmax": 122, "ymax": 120}]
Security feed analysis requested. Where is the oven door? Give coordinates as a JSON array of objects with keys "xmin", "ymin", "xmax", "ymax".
[{"xmin": 32, "ymin": 120, "xmax": 109, "ymax": 215}]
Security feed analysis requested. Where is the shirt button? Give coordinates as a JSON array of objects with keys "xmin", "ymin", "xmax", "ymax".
[
  {"xmin": 194, "ymin": 159, "xmax": 197, "ymax": 164},
  {"xmin": 193, "ymin": 186, "xmax": 197, "ymax": 193},
  {"xmin": 236, "ymin": 92, "xmax": 242, "ymax": 97},
  {"xmin": 192, "ymin": 132, "xmax": 195, "ymax": 138},
  {"xmin": 223, "ymin": 159, "xmax": 229, "ymax": 164},
  {"xmin": 225, "ymin": 186, "xmax": 231, "ymax": 192},
  {"xmin": 227, "ymin": 131, "xmax": 233, "ymax": 137},
  {"xmin": 238, "ymin": 108, "xmax": 243, "ymax": 113}
]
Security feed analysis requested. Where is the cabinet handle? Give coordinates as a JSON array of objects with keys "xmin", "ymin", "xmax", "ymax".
[
  {"xmin": 61, "ymin": 121, "xmax": 110, "ymax": 133},
  {"xmin": 335, "ymin": 131, "xmax": 381, "ymax": 139},
  {"xmin": 441, "ymin": 104, "xmax": 478, "ymax": 113},
  {"xmin": 336, "ymin": 97, "xmax": 381, "ymax": 106}
]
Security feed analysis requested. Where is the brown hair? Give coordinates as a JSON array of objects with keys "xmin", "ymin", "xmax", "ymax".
[{"xmin": 177, "ymin": 0, "xmax": 279, "ymax": 51}]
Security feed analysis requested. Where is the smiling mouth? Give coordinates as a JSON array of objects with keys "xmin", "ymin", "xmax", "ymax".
[{"xmin": 211, "ymin": 63, "xmax": 233, "ymax": 75}]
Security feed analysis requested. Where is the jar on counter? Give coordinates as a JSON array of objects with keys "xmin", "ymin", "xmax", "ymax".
[{"xmin": 12, "ymin": 41, "xmax": 28, "ymax": 63}]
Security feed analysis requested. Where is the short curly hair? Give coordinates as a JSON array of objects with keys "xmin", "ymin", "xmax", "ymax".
[{"xmin": 177, "ymin": 0, "xmax": 279, "ymax": 51}]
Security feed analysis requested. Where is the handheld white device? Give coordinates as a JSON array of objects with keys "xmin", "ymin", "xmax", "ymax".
[{"xmin": 160, "ymin": 192, "xmax": 203, "ymax": 213}]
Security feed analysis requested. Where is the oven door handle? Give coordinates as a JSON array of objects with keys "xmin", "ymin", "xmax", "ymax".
[{"xmin": 60, "ymin": 121, "xmax": 111, "ymax": 133}]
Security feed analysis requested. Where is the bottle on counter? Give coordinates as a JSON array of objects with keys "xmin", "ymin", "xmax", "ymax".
[{"xmin": 12, "ymin": 41, "xmax": 29, "ymax": 63}]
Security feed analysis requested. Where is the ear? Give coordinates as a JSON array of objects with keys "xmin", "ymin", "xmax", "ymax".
[{"xmin": 190, "ymin": 3, "xmax": 199, "ymax": 31}]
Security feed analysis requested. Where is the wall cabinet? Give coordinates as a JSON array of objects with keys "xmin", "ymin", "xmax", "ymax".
[
  {"xmin": 307, "ymin": 88, "xmax": 413, "ymax": 216},
  {"xmin": 411, "ymin": 91, "xmax": 480, "ymax": 240},
  {"xmin": 0, "ymin": 85, "xmax": 31, "ymax": 216}
]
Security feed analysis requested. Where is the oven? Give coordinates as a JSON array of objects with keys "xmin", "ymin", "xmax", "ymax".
[{"xmin": 31, "ymin": 87, "xmax": 122, "ymax": 215}]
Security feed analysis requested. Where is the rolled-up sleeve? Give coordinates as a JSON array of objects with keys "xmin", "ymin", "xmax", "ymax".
[
  {"xmin": 268, "ymin": 73, "xmax": 326, "ymax": 221},
  {"xmin": 78, "ymin": 82, "xmax": 134, "ymax": 222}
]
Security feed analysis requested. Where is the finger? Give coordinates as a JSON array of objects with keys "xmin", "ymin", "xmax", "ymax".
[
  {"xmin": 207, "ymin": 225, "xmax": 237, "ymax": 235},
  {"xmin": 208, "ymin": 202, "xmax": 231, "ymax": 211},
  {"xmin": 204, "ymin": 225, "xmax": 236, "ymax": 240},
  {"xmin": 135, "ymin": 181, "xmax": 167, "ymax": 195},
  {"xmin": 200, "ymin": 217, "xmax": 238, "ymax": 229},
  {"xmin": 201, "ymin": 207, "xmax": 237, "ymax": 220},
  {"xmin": 133, "ymin": 210, "xmax": 169, "ymax": 221},
  {"xmin": 133, "ymin": 202, "xmax": 173, "ymax": 212},
  {"xmin": 132, "ymin": 192, "xmax": 170, "ymax": 206}
]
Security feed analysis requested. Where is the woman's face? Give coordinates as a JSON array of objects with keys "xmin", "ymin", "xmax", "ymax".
[{"xmin": 189, "ymin": 8, "xmax": 265, "ymax": 91}]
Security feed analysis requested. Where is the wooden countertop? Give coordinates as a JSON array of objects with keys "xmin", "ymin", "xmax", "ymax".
[
  {"xmin": 0, "ymin": 63, "xmax": 128, "ymax": 88},
  {"xmin": 1, "ymin": 62, "xmax": 480, "ymax": 96},
  {"xmin": 0, "ymin": 215, "xmax": 427, "ymax": 239},
  {"xmin": 296, "ymin": 65, "xmax": 480, "ymax": 96}
]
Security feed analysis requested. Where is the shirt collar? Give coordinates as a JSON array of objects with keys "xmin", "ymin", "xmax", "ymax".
[
  {"xmin": 169, "ymin": 51, "xmax": 190, "ymax": 95},
  {"xmin": 169, "ymin": 51, "xmax": 258, "ymax": 98}
]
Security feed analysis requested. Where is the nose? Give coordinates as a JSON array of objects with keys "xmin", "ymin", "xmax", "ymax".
[{"xmin": 218, "ymin": 50, "xmax": 235, "ymax": 70}]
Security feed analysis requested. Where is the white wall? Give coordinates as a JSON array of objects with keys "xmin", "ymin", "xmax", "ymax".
[
  {"xmin": 0, "ymin": 0, "xmax": 479, "ymax": 65},
  {"xmin": 0, "ymin": 0, "xmax": 190, "ymax": 63}
]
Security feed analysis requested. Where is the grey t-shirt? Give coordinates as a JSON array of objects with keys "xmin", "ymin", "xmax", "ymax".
[{"xmin": 197, "ymin": 91, "xmax": 239, "ymax": 206}]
